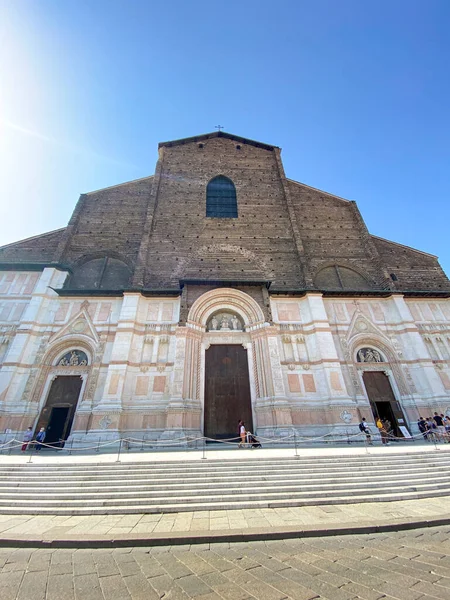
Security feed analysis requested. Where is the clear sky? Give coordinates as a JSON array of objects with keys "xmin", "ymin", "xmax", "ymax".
[{"xmin": 1, "ymin": 0, "xmax": 449, "ymax": 274}]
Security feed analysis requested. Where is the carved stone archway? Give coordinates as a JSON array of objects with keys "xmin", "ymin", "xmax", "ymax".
[
  {"xmin": 164, "ymin": 288, "xmax": 290, "ymax": 439},
  {"xmin": 187, "ymin": 287, "xmax": 266, "ymax": 330},
  {"xmin": 350, "ymin": 334, "xmax": 418, "ymax": 429}
]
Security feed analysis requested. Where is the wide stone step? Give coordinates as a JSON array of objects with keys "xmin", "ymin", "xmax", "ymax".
[
  {"xmin": 2, "ymin": 451, "xmax": 449, "ymax": 470},
  {"xmin": 1, "ymin": 455, "xmax": 449, "ymax": 477},
  {"xmin": 1, "ymin": 486, "xmax": 450, "ymax": 515},
  {"xmin": 0, "ymin": 479, "xmax": 448, "ymax": 504},
  {"xmin": 1, "ymin": 477, "xmax": 450, "ymax": 501},
  {"xmin": 1, "ymin": 469, "xmax": 449, "ymax": 491},
  {"xmin": 0, "ymin": 471, "xmax": 450, "ymax": 493},
  {"xmin": 2, "ymin": 450, "xmax": 449, "ymax": 515}
]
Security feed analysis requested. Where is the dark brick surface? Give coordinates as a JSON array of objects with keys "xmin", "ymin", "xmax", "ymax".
[{"xmin": 1, "ymin": 132, "xmax": 449, "ymax": 293}]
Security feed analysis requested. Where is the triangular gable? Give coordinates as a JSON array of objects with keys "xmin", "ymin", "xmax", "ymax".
[
  {"xmin": 345, "ymin": 308, "xmax": 390, "ymax": 345},
  {"xmin": 158, "ymin": 131, "xmax": 277, "ymax": 151},
  {"xmin": 48, "ymin": 300, "xmax": 99, "ymax": 346}
]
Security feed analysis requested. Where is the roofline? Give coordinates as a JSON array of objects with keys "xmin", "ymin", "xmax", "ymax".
[
  {"xmin": 158, "ymin": 131, "xmax": 277, "ymax": 152},
  {"xmin": 269, "ymin": 289, "xmax": 450, "ymax": 298},
  {"xmin": 84, "ymin": 175, "xmax": 154, "ymax": 196},
  {"xmin": 0, "ymin": 228, "xmax": 66, "ymax": 251},
  {"xmin": 0, "ymin": 262, "xmax": 72, "ymax": 272},
  {"xmin": 371, "ymin": 235, "xmax": 438, "ymax": 259},
  {"xmin": 286, "ymin": 179, "xmax": 352, "ymax": 204},
  {"xmin": 53, "ymin": 287, "xmax": 182, "ymax": 297}
]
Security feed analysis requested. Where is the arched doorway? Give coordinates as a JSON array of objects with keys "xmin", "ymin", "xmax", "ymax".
[
  {"xmin": 182, "ymin": 288, "xmax": 270, "ymax": 439},
  {"xmin": 357, "ymin": 347, "xmax": 409, "ymax": 437},
  {"xmin": 204, "ymin": 344, "xmax": 253, "ymax": 439},
  {"xmin": 35, "ymin": 350, "xmax": 88, "ymax": 445}
]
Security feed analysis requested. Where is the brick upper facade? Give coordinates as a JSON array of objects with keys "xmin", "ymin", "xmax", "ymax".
[{"xmin": 1, "ymin": 131, "xmax": 448, "ymax": 294}]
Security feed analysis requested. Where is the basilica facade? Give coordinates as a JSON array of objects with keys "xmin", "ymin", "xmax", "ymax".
[{"xmin": 1, "ymin": 131, "xmax": 450, "ymax": 445}]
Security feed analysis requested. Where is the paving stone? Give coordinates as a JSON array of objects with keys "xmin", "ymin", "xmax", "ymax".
[
  {"xmin": 148, "ymin": 574, "xmax": 189, "ymax": 599},
  {"xmin": 339, "ymin": 582, "xmax": 386, "ymax": 600},
  {"xmin": 99, "ymin": 574, "xmax": 132, "ymax": 599},
  {"xmin": 154, "ymin": 554, "xmax": 194, "ymax": 579},
  {"xmin": 175, "ymin": 551, "xmax": 217, "ymax": 575},
  {"xmin": 122, "ymin": 573, "xmax": 160, "ymax": 600},
  {"xmin": 0, "ymin": 570, "xmax": 24, "ymax": 600},
  {"xmin": 74, "ymin": 573, "xmax": 104, "ymax": 600},
  {"xmin": 374, "ymin": 582, "xmax": 424, "ymax": 600},
  {"xmin": 175, "ymin": 574, "xmax": 214, "ymax": 597},
  {"xmin": 46, "ymin": 573, "xmax": 75, "ymax": 600},
  {"xmin": 199, "ymin": 571, "xmax": 230, "ymax": 587},
  {"xmin": 95, "ymin": 554, "xmax": 121, "ymax": 578},
  {"xmin": 209, "ymin": 582, "xmax": 254, "ymax": 600},
  {"xmin": 17, "ymin": 570, "xmax": 48, "ymax": 600}
]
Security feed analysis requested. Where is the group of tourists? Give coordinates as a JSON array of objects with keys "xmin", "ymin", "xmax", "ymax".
[
  {"xmin": 417, "ymin": 413, "xmax": 450, "ymax": 442},
  {"xmin": 237, "ymin": 420, "xmax": 261, "ymax": 449},
  {"xmin": 359, "ymin": 417, "xmax": 393, "ymax": 445},
  {"xmin": 21, "ymin": 427, "xmax": 46, "ymax": 452}
]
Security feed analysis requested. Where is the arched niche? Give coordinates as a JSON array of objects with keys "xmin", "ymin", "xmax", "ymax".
[
  {"xmin": 66, "ymin": 256, "xmax": 132, "ymax": 290},
  {"xmin": 187, "ymin": 287, "xmax": 266, "ymax": 331},
  {"xmin": 206, "ymin": 311, "xmax": 244, "ymax": 332},
  {"xmin": 315, "ymin": 264, "xmax": 372, "ymax": 290},
  {"xmin": 55, "ymin": 349, "xmax": 89, "ymax": 367}
]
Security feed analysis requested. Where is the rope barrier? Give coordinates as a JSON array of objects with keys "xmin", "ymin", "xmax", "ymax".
[{"xmin": 2, "ymin": 426, "xmax": 448, "ymax": 457}]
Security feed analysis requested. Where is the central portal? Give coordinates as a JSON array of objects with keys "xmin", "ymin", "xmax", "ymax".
[{"xmin": 204, "ymin": 344, "xmax": 253, "ymax": 440}]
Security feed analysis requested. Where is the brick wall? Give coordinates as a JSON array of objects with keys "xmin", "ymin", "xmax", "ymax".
[{"xmin": 140, "ymin": 136, "xmax": 303, "ymax": 289}]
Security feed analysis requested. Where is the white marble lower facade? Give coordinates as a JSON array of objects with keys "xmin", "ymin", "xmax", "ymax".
[{"xmin": 1, "ymin": 267, "xmax": 450, "ymax": 444}]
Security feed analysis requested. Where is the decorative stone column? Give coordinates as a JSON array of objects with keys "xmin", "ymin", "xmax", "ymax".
[{"xmin": 91, "ymin": 293, "xmax": 140, "ymax": 440}]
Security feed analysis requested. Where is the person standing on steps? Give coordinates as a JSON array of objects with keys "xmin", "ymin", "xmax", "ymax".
[
  {"xmin": 376, "ymin": 417, "xmax": 389, "ymax": 445},
  {"xmin": 21, "ymin": 427, "xmax": 33, "ymax": 452},
  {"xmin": 433, "ymin": 412, "xmax": 445, "ymax": 441},
  {"xmin": 238, "ymin": 420, "xmax": 246, "ymax": 448},
  {"xmin": 35, "ymin": 427, "xmax": 46, "ymax": 451},
  {"xmin": 359, "ymin": 418, "xmax": 373, "ymax": 445}
]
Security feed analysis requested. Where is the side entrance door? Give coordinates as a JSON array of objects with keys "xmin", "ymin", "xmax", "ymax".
[
  {"xmin": 35, "ymin": 376, "xmax": 83, "ymax": 444},
  {"xmin": 362, "ymin": 371, "xmax": 408, "ymax": 437}
]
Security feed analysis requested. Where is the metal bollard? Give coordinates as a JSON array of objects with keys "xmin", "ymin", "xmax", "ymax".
[
  {"xmin": 28, "ymin": 441, "xmax": 38, "ymax": 463},
  {"xmin": 294, "ymin": 430, "xmax": 299, "ymax": 458},
  {"xmin": 96, "ymin": 437, "xmax": 100, "ymax": 453},
  {"xmin": 69, "ymin": 438, "xmax": 74, "ymax": 456},
  {"xmin": 140, "ymin": 436, "xmax": 144, "ymax": 451},
  {"xmin": 201, "ymin": 438, "xmax": 207, "ymax": 460},
  {"xmin": 116, "ymin": 438, "xmax": 122, "ymax": 462}
]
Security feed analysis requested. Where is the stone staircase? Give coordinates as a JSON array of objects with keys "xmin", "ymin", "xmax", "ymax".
[{"xmin": 1, "ymin": 451, "xmax": 450, "ymax": 515}]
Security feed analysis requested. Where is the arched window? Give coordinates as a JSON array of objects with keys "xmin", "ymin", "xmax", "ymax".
[
  {"xmin": 66, "ymin": 257, "xmax": 132, "ymax": 290},
  {"xmin": 206, "ymin": 176, "xmax": 238, "ymax": 218},
  {"xmin": 314, "ymin": 265, "xmax": 372, "ymax": 290}
]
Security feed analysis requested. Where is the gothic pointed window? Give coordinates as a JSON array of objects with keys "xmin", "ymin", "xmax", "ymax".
[{"xmin": 206, "ymin": 176, "xmax": 238, "ymax": 218}]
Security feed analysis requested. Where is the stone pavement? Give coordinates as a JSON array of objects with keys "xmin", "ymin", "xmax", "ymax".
[
  {"xmin": 2, "ymin": 525, "xmax": 450, "ymax": 600},
  {"xmin": 0, "ymin": 495, "xmax": 449, "ymax": 547},
  {"xmin": 1, "ymin": 444, "xmax": 450, "ymax": 546}
]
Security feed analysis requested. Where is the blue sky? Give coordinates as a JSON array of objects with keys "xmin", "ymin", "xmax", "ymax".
[{"xmin": 1, "ymin": 0, "xmax": 449, "ymax": 274}]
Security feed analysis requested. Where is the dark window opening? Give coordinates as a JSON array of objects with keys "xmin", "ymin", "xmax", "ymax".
[{"xmin": 206, "ymin": 176, "xmax": 238, "ymax": 218}]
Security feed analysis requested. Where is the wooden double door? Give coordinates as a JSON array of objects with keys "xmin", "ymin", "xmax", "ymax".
[
  {"xmin": 204, "ymin": 345, "xmax": 253, "ymax": 440},
  {"xmin": 36, "ymin": 376, "xmax": 83, "ymax": 444},
  {"xmin": 362, "ymin": 371, "xmax": 407, "ymax": 436}
]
